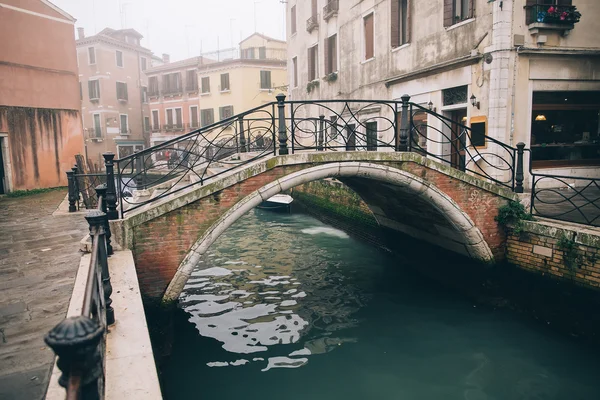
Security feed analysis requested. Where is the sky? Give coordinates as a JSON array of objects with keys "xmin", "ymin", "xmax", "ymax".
[{"xmin": 51, "ymin": 0, "xmax": 287, "ymax": 62}]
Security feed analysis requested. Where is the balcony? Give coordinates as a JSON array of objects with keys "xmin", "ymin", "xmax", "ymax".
[
  {"xmin": 162, "ymin": 88, "xmax": 183, "ymax": 97},
  {"xmin": 306, "ymin": 14, "xmax": 319, "ymax": 33},
  {"xmin": 119, "ymin": 128, "xmax": 131, "ymax": 136},
  {"xmin": 163, "ymin": 124, "xmax": 185, "ymax": 132},
  {"xmin": 148, "ymin": 90, "xmax": 160, "ymax": 98},
  {"xmin": 87, "ymin": 128, "xmax": 103, "ymax": 141},
  {"xmin": 323, "ymin": 0, "xmax": 338, "ymax": 21},
  {"xmin": 526, "ymin": 4, "xmax": 581, "ymax": 35},
  {"xmin": 151, "ymin": 125, "xmax": 161, "ymax": 133},
  {"xmin": 186, "ymin": 83, "xmax": 199, "ymax": 93},
  {"xmin": 187, "ymin": 122, "xmax": 199, "ymax": 130}
]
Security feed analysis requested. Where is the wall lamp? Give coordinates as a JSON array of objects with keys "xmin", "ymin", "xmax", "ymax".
[
  {"xmin": 470, "ymin": 94, "xmax": 480, "ymax": 110},
  {"xmin": 427, "ymin": 101, "xmax": 436, "ymax": 112}
]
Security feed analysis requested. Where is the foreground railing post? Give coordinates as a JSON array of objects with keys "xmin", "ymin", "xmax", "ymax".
[
  {"xmin": 276, "ymin": 93, "xmax": 289, "ymax": 155},
  {"xmin": 67, "ymin": 170, "xmax": 77, "ymax": 212},
  {"xmin": 72, "ymin": 166, "xmax": 81, "ymax": 206},
  {"xmin": 398, "ymin": 94, "xmax": 411, "ymax": 152},
  {"xmin": 103, "ymin": 153, "xmax": 119, "ymax": 220},
  {"xmin": 86, "ymin": 210, "xmax": 115, "ymax": 325},
  {"xmin": 44, "ymin": 316, "xmax": 104, "ymax": 400},
  {"xmin": 318, "ymin": 115, "xmax": 325, "ymax": 151},
  {"xmin": 135, "ymin": 155, "xmax": 143, "ymax": 189},
  {"xmin": 238, "ymin": 116, "xmax": 247, "ymax": 153},
  {"xmin": 515, "ymin": 142, "xmax": 525, "ymax": 194},
  {"xmin": 95, "ymin": 184, "xmax": 113, "ymax": 256}
]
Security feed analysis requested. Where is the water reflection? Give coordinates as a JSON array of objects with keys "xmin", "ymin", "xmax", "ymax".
[{"xmin": 179, "ymin": 211, "xmax": 367, "ymax": 370}]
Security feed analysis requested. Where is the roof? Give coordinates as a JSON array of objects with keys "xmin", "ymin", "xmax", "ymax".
[
  {"xmin": 41, "ymin": 0, "xmax": 76, "ymax": 22},
  {"xmin": 98, "ymin": 27, "xmax": 144, "ymax": 39},
  {"xmin": 76, "ymin": 27, "xmax": 153, "ymax": 55},
  {"xmin": 239, "ymin": 32, "xmax": 286, "ymax": 46},
  {"xmin": 145, "ymin": 56, "xmax": 217, "ymax": 74}
]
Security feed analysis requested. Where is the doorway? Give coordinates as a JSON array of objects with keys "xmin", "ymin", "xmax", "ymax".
[
  {"xmin": 449, "ymin": 109, "xmax": 467, "ymax": 171},
  {"xmin": 0, "ymin": 137, "xmax": 6, "ymax": 194}
]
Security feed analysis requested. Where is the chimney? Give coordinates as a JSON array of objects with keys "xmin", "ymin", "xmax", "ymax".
[
  {"xmin": 77, "ymin": 27, "xmax": 85, "ymax": 40},
  {"xmin": 162, "ymin": 53, "xmax": 170, "ymax": 64}
]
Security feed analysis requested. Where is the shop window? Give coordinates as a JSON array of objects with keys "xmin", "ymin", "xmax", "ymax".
[{"xmin": 530, "ymin": 91, "xmax": 600, "ymax": 168}]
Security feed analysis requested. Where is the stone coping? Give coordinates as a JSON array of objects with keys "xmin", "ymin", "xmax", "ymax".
[
  {"xmin": 521, "ymin": 218, "xmax": 600, "ymax": 248},
  {"xmin": 45, "ymin": 251, "xmax": 162, "ymax": 400}
]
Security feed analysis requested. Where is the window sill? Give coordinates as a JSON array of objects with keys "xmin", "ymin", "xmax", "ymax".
[
  {"xmin": 528, "ymin": 22, "xmax": 574, "ymax": 35},
  {"xmin": 446, "ymin": 18, "xmax": 475, "ymax": 31},
  {"xmin": 361, "ymin": 57, "xmax": 375, "ymax": 65},
  {"xmin": 391, "ymin": 43, "xmax": 410, "ymax": 53},
  {"xmin": 200, "ymin": 92, "xmax": 211, "ymax": 96},
  {"xmin": 259, "ymin": 88, "xmax": 273, "ymax": 92},
  {"xmin": 220, "ymin": 90, "xmax": 231, "ymax": 94}
]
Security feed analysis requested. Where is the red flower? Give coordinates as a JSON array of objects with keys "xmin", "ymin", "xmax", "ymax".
[
  {"xmin": 560, "ymin": 11, "xmax": 567, "ymax": 20},
  {"xmin": 548, "ymin": 6, "xmax": 555, "ymax": 13}
]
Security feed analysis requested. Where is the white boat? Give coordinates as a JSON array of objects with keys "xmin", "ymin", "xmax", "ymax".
[{"xmin": 257, "ymin": 194, "xmax": 293, "ymax": 212}]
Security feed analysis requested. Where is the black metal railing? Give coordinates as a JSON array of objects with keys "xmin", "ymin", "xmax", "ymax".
[
  {"xmin": 45, "ymin": 187, "xmax": 115, "ymax": 400},
  {"xmin": 323, "ymin": 0, "xmax": 339, "ymax": 20},
  {"xmin": 526, "ymin": 3, "xmax": 581, "ymax": 25}
]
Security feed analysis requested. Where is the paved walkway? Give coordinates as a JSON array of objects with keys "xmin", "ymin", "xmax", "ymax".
[{"xmin": 0, "ymin": 190, "xmax": 88, "ymax": 400}]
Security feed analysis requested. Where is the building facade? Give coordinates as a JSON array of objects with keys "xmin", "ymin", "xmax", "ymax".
[
  {"xmin": 146, "ymin": 33, "xmax": 287, "ymax": 151},
  {"xmin": 76, "ymin": 28, "xmax": 156, "ymax": 168},
  {"xmin": 0, "ymin": 0, "xmax": 84, "ymax": 193},
  {"xmin": 287, "ymin": 0, "xmax": 600, "ymax": 186}
]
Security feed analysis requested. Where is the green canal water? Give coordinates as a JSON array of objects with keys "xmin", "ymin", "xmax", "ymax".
[{"xmin": 158, "ymin": 209, "xmax": 600, "ymax": 399}]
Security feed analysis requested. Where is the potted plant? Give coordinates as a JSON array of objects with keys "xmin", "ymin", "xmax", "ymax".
[{"xmin": 537, "ymin": 5, "xmax": 581, "ymax": 24}]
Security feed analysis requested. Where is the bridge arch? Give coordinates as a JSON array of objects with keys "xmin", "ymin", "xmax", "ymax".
[{"xmin": 163, "ymin": 162, "xmax": 494, "ymax": 301}]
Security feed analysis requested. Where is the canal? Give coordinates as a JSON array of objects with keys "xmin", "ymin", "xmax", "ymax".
[{"xmin": 155, "ymin": 208, "xmax": 600, "ymax": 399}]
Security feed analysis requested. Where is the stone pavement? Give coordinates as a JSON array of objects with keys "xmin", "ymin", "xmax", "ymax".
[{"xmin": 0, "ymin": 190, "xmax": 88, "ymax": 400}]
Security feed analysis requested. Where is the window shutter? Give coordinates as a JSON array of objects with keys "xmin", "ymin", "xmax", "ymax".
[
  {"xmin": 470, "ymin": 0, "xmax": 476, "ymax": 19},
  {"xmin": 406, "ymin": 0, "xmax": 411, "ymax": 44},
  {"xmin": 443, "ymin": 0, "xmax": 453, "ymax": 27},
  {"xmin": 324, "ymin": 37, "xmax": 330, "ymax": 75},
  {"xmin": 525, "ymin": 0, "xmax": 536, "ymax": 24},
  {"xmin": 391, "ymin": 0, "xmax": 400, "ymax": 48},
  {"xmin": 308, "ymin": 48, "xmax": 314, "ymax": 81},
  {"xmin": 88, "ymin": 81, "xmax": 93, "ymax": 99},
  {"xmin": 331, "ymin": 36, "xmax": 337, "ymax": 72},
  {"xmin": 364, "ymin": 14, "xmax": 374, "ymax": 60}
]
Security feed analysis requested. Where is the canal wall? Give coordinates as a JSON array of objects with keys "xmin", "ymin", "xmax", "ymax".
[{"xmin": 507, "ymin": 219, "xmax": 600, "ymax": 291}]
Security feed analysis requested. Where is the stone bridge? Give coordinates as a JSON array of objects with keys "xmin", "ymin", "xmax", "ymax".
[{"xmin": 110, "ymin": 151, "xmax": 518, "ymax": 301}]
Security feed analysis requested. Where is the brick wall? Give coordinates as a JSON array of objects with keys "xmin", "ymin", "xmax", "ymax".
[
  {"xmin": 131, "ymin": 159, "xmax": 509, "ymax": 299},
  {"xmin": 507, "ymin": 220, "xmax": 600, "ymax": 290}
]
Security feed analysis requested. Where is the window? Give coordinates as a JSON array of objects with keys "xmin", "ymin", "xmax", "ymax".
[
  {"xmin": 291, "ymin": 5, "xmax": 297, "ymax": 34},
  {"xmin": 166, "ymin": 109, "xmax": 174, "ymax": 129},
  {"xmin": 366, "ymin": 122, "xmax": 378, "ymax": 151},
  {"xmin": 116, "ymin": 82, "xmax": 128, "ymax": 101},
  {"xmin": 346, "ymin": 124, "xmax": 356, "ymax": 151},
  {"xmin": 175, "ymin": 108, "xmax": 183, "ymax": 129},
  {"xmin": 444, "ymin": 0, "xmax": 474, "ymax": 27},
  {"xmin": 116, "ymin": 50, "xmax": 124, "ymax": 67},
  {"xmin": 308, "ymin": 45, "xmax": 318, "ymax": 81},
  {"xmin": 88, "ymin": 47, "xmax": 96, "ymax": 65},
  {"xmin": 79, "ymin": 82, "xmax": 82, "ymax": 100},
  {"xmin": 260, "ymin": 70, "xmax": 272, "ymax": 89},
  {"xmin": 220, "ymin": 73, "xmax": 230, "ymax": 91},
  {"xmin": 259, "ymin": 47, "xmax": 266, "ymax": 59},
  {"xmin": 443, "ymin": 85, "xmax": 468, "ymax": 106},
  {"xmin": 141, "ymin": 86, "xmax": 148, "ymax": 103},
  {"xmin": 162, "ymin": 72, "xmax": 182, "ymax": 94},
  {"xmin": 292, "ymin": 57, "xmax": 298, "ymax": 88},
  {"xmin": 120, "ymin": 114, "xmax": 129, "ymax": 134},
  {"xmin": 144, "ymin": 116, "xmax": 150, "ymax": 133},
  {"xmin": 364, "ymin": 13, "xmax": 374, "ymax": 60},
  {"xmin": 93, "ymin": 114, "xmax": 102, "ymax": 137},
  {"xmin": 219, "ymin": 106, "xmax": 234, "ymax": 121},
  {"xmin": 311, "ymin": 0, "xmax": 317, "ymax": 16},
  {"xmin": 190, "ymin": 106, "xmax": 199, "ymax": 128},
  {"xmin": 201, "ymin": 77, "xmax": 210, "ymax": 94},
  {"xmin": 152, "ymin": 110, "xmax": 159, "ymax": 131},
  {"xmin": 201, "ymin": 108, "xmax": 215, "ymax": 127},
  {"xmin": 88, "ymin": 79, "xmax": 100, "ymax": 100},
  {"xmin": 391, "ymin": 0, "xmax": 410, "ymax": 48},
  {"xmin": 526, "ymin": 0, "xmax": 571, "ymax": 24},
  {"xmin": 141, "ymin": 57, "xmax": 147, "ymax": 71},
  {"xmin": 148, "ymin": 77, "xmax": 159, "ymax": 96},
  {"xmin": 186, "ymin": 70, "xmax": 198, "ymax": 91},
  {"xmin": 530, "ymin": 91, "xmax": 600, "ymax": 168},
  {"xmin": 243, "ymin": 48, "xmax": 256, "ymax": 59},
  {"xmin": 325, "ymin": 34, "xmax": 337, "ymax": 75}
]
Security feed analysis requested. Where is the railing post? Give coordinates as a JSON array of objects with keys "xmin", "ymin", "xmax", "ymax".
[
  {"xmin": 86, "ymin": 210, "xmax": 115, "ymax": 325},
  {"xmin": 103, "ymin": 153, "xmax": 119, "ymax": 220},
  {"xmin": 276, "ymin": 93, "xmax": 289, "ymax": 155},
  {"xmin": 238, "ymin": 116, "xmax": 247, "ymax": 153},
  {"xmin": 515, "ymin": 142, "xmax": 525, "ymax": 194},
  {"xmin": 318, "ymin": 115, "xmax": 325, "ymax": 151},
  {"xmin": 44, "ymin": 316, "xmax": 104, "ymax": 400},
  {"xmin": 398, "ymin": 94, "xmax": 411, "ymax": 152},
  {"xmin": 94, "ymin": 184, "xmax": 113, "ymax": 256},
  {"xmin": 135, "ymin": 155, "xmax": 143, "ymax": 189},
  {"xmin": 72, "ymin": 165, "xmax": 81, "ymax": 205},
  {"xmin": 67, "ymin": 170, "xmax": 77, "ymax": 212}
]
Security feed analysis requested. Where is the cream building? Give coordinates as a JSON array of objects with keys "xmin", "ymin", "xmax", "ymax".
[
  {"xmin": 287, "ymin": 0, "xmax": 600, "ymax": 187},
  {"xmin": 146, "ymin": 33, "xmax": 287, "ymax": 154}
]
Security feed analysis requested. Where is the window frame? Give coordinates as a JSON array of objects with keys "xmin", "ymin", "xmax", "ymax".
[
  {"xmin": 325, "ymin": 34, "xmax": 338, "ymax": 75},
  {"xmin": 141, "ymin": 56, "xmax": 147, "ymax": 71},
  {"xmin": 201, "ymin": 76, "xmax": 211, "ymax": 95},
  {"xmin": 116, "ymin": 81, "xmax": 128, "ymax": 102},
  {"xmin": 260, "ymin": 70, "xmax": 272, "ymax": 90},
  {"xmin": 151, "ymin": 109, "xmax": 160, "ymax": 130},
  {"xmin": 363, "ymin": 13, "xmax": 375, "ymax": 61},
  {"xmin": 291, "ymin": 5, "xmax": 297, "ymax": 35},
  {"xmin": 200, "ymin": 108, "xmax": 215, "ymax": 127},
  {"xmin": 88, "ymin": 79, "xmax": 100, "ymax": 100},
  {"xmin": 88, "ymin": 47, "xmax": 96, "ymax": 65},
  {"xmin": 119, "ymin": 114, "xmax": 129, "ymax": 135},
  {"xmin": 116, "ymin": 50, "xmax": 124, "ymax": 68},
  {"xmin": 292, "ymin": 56, "xmax": 298, "ymax": 88},
  {"xmin": 220, "ymin": 73, "xmax": 231, "ymax": 92},
  {"xmin": 189, "ymin": 105, "xmax": 199, "ymax": 128},
  {"xmin": 219, "ymin": 105, "xmax": 235, "ymax": 121},
  {"xmin": 308, "ymin": 44, "xmax": 319, "ymax": 81}
]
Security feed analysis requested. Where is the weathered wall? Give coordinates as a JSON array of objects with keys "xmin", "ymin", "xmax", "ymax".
[
  {"xmin": 116, "ymin": 153, "xmax": 513, "ymax": 299},
  {"xmin": 507, "ymin": 220, "xmax": 600, "ymax": 291},
  {"xmin": 0, "ymin": 107, "xmax": 82, "ymax": 190}
]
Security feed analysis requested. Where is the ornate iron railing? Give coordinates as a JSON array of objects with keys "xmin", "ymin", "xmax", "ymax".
[
  {"xmin": 323, "ymin": 0, "xmax": 339, "ymax": 20},
  {"xmin": 45, "ymin": 187, "xmax": 114, "ymax": 399}
]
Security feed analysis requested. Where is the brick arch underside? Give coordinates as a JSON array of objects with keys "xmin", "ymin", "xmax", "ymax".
[{"xmin": 161, "ymin": 162, "xmax": 497, "ymax": 301}]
